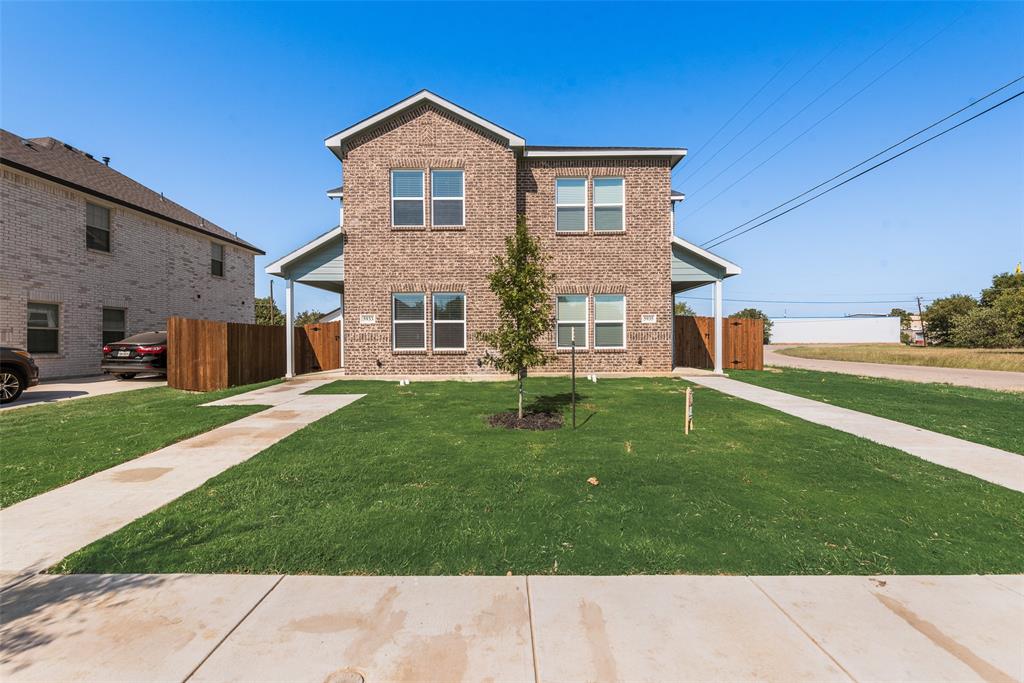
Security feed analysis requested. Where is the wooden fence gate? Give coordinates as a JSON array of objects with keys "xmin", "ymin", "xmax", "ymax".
[
  {"xmin": 673, "ymin": 315, "xmax": 764, "ymax": 371},
  {"xmin": 294, "ymin": 321, "xmax": 341, "ymax": 374}
]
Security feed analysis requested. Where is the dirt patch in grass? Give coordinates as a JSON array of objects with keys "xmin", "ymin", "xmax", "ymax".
[{"xmin": 487, "ymin": 411, "xmax": 564, "ymax": 430}]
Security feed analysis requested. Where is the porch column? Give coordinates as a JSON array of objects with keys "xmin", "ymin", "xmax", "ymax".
[
  {"xmin": 713, "ymin": 278, "xmax": 724, "ymax": 374},
  {"xmin": 285, "ymin": 277, "xmax": 295, "ymax": 379}
]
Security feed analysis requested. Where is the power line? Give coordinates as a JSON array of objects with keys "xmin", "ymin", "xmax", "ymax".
[
  {"xmin": 683, "ymin": 10, "xmax": 961, "ymax": 206},
  {"xmin": 702, "ymin": 88, "xmax": 1024, "ymax": 250},
  {"xmin": 697, "ymin": 73, "xmax": 1024, "ymax": 247},
  {"xmin": 678, "ymin": 296, "xmax": 932, "ymax": 304}
]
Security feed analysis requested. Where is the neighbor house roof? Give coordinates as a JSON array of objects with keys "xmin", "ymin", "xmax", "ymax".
[{"xmin": 0, "ymin": 129, "xmax": 263, "ymax": 254}]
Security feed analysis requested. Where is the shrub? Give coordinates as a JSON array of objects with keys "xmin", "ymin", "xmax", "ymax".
[{"xmin": 732, "ymin": 307, "xmax": 773, "ymax": 344}]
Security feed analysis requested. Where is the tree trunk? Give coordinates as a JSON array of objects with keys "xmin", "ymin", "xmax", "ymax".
[{"xmin": 517, "ymin": 374, "xmax": 524, "ymax": 419}]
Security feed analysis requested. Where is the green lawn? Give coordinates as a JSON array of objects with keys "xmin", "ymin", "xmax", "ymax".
[
  {"xmin": 57, "ymin": 378, "xmax": 1023, "ymax": 576},
  {"xmin": 0, "ymin": 382, "xmax": 275, "ymax": 508},
  {"xmin": 731, "ymin": 368, "xmax": 1024, "ymax": 455}
]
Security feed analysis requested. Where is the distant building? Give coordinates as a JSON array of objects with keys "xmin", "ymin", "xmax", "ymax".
[{"xmin": 769, "ymin": 316, "xmax": 901, "ymax": 344}]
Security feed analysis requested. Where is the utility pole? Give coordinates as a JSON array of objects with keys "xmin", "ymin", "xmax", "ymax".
[{"xmin": 916, "ymin": 296, "xmax": 928, "ymax": 346}]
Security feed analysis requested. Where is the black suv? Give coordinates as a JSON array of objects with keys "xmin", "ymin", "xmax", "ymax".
[{"xmin": 1, "ymin": 347, "xmax": 40, "ymax": 404}]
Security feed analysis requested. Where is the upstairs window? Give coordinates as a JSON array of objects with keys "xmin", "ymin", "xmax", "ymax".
[
  {"xmin": 433, "ymin": 293, "xmax": 466, "ymax": 350},
  {"xmin": 27, "ymin": 302, "xmax": 59, "ymax": 354},
  {"xmin": 392, "ymin": 170, "xmax": 425, "ymax": 227},
  {"xmin": 593, "ymin": 178, "xmax": 624, "ymax": 232},
  {"xmin": 86, "ymin": 202, "xmax": 110, "ymax": 251},
  {"xmin": 211, "ymin": 243, "xmax": 224, "ymax": 276},
  {"xmin": 393, "ymin": 293, "xmax": 426, "ymax": 350},
  {"xmin": 555, "ymin": 178, "xmax": 586, "ymax": 233},
  {"xmin": 556, "ymin": 295, "xmax": 587, "ymax": 348},
  {"xmin": 594, "ymin": 294, "xmax": 626, "ymax": 348},
  {"xmin": 431, "ymin": 170, "xmax": 464, "ymax": 227},
  {"xmin": 102, "ymin": 308, "xmax": 126, "ymax": 345}
]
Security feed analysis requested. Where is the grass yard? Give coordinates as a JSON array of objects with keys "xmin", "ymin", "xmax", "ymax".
[
  {"xmin": 774, "ymin": 343, "xmax": 1024, "ymax": 372},
  {"xmin": 732, "ymin": 368, "xmax": 1024, "ymax": 456},
  {"xmin": 0, "ymin": 381, "xmax": 275, "ymax": 508},
  {"xmin": 57, "ymin": 377, "xmax": 1023, "ymax": 576}
]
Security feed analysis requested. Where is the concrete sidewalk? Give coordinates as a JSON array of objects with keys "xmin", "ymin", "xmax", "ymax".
[
  {"xmin": 0, "ymin": 379, "xmax": 362, "ymax": 588},
  {"xmin": 0, "ymin": 374, "xmax": 166, "ymax": 411},
  {"xmin": 688, "ymin": 375, "xmax": 1024, "ymax": 493},
  {"xmin": 765, "ymin": 345, "xmax": 1024, "ymax": 392},
  {"xmin": 1, "ymin": 573, "xmax": 1020, "ymax": 682}
]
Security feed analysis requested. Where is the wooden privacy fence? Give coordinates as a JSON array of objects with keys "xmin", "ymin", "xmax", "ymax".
[
  {"xmin": 168, "ymin": 317, "xmax": 342, "ymax": 391},
  {"xmin": 674, "ymin": 315, "xmax": 764, "ymax": 371}
]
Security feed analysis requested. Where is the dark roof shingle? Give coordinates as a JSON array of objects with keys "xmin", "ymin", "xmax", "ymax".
[{"xmin": 0, "ymin": 130, "xmax": 262, "ymax": 254}]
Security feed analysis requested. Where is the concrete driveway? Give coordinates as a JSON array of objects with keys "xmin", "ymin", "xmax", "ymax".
[
  {"xmin": 765, "ymin": 345, "xmax": 1024, "ymax": 392},
  {"xmin": 0, "ymin": 374, "xmax": 166, "ymax": 411}
]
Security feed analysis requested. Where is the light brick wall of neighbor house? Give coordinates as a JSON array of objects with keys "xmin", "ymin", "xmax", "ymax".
[
  {"xmin": 340, "ymin": 103, "xmax": 674, "ymax": 375},
  {"xmin": 0, "ymin": 168, "xmax": 255, "ymax": 379}
]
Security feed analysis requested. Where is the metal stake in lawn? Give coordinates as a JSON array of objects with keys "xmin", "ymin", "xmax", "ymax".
[
  {"xmin": 571, "ymin": 327, "xmax": 577, "ymax": 429},
  {"xmin": 684, "ymin": 387, "xmax": 694, "ymax": 435}
]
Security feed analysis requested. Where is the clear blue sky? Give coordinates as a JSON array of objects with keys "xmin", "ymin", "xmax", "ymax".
[{"xmin": 3, "ymin": 1, "xmax": 1022, "ymax": 318}]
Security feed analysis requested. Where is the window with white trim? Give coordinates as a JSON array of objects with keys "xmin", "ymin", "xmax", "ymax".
[
  {"xmin": 392, "ymin": 293, "xmax": 426, "ymax": 350},
  {"xmin": 555, "ymin": 178, "xmax": 586, "ymax": 233},
  {"xmin": 86, "ymin": 202, "xmax": 110, "ymax": 251},
  {"xmin": 593, "ymin": 178, "xmax": 624, "ymax": 232},
  {"xmin": 27, "ymin": 302, "xmax": 59, "ymax": 354},
  {"xmin": 433, "ymin": 292, "xmax": 465, "ymax": 350},
  {"xmin": 594, "ymin": 294, "xmax": 626, "ymax": 348},
  {"xmin": 431, "ymin": 170, "xmax": 464, "ymax": 227},
  {"xmin": 556, "ymin": 295, "xmax": 587, "ymax": 348},
  {"xmin": 391, "ymin": 170, "xmax": 424, "ymax": 227}
]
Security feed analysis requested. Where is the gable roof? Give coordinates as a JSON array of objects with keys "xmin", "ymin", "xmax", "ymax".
[
  {"xmin": 672, "ymin": 235, "xmax": 742, "ymax": 276},
  {"xmin": 0, "ymin": 129, "xmax": 263, "ymax": 254},
  {"xmin": 325, "ymin": 90, "xmax": 526, "ymax": 158},
  {"xmin": 264, "ymin": 225, "xmax": 343, "ymax": 276}
]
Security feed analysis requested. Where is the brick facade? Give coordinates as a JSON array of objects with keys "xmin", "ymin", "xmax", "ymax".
[
  {"xmin": 339, "ymin": 103, "xmax": 674, "ymax": 375},
  {"xmin": 0, "ymin": 168, "xmax": 255, "ymax": 378}
]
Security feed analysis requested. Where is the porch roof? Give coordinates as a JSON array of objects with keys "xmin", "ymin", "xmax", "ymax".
[
  {"xmin": 671, "ymin": 235, "xmax": 741, "ymax": 293},
  {"xmin": 264, "ymin": 225, "xmax": 344, "ymax": 293}
]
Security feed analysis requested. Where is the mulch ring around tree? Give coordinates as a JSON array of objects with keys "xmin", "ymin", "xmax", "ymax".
[{"xmin": 487, "ymin": 411, "xmax": 564, "ymax": 431}]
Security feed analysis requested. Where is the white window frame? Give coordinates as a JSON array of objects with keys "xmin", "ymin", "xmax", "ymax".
[
  {"xmin": 555, "ymin": 177, "xmax": 587, "ymax": 233},
  {"xmin": 391, "ymin": 170, "xmax": 425, "ymax": 228},
  {"xmin": 392, "ymin": 292, "xmax": 426, "ymax": 351},
  {"xmin": 432, "ymin": 292, "xmax": 466, "ymax": 351},
  {"xmin": 430, "ymin": 170, "xmax": 465, "ymax": 228},
  {"xmin": 556, "ymin": 294, "xmax": 588, "ymax": 349},
  {"xmin": 592, "ymin": 177, "xmax": 625, "ymax": 233},
  {"xmin": 594, "ymin": 294, "xmax": 627, "ymax": 349}
]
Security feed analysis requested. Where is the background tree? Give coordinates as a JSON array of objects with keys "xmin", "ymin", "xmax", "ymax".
[
  {"xmin": 673, "ymin": 300, "xmax": 696, "ymax": 316},
  {"xmin": 732, "ymin": 307, "xmax": 773, "ymax": 344},
  {"xmin": 254, "ymin": 296, "xmax": 284, "ymax": 326},
  {"xmin": 294, "ymin": 310, "xmax": 325, "ymax": 326},
  {"xmin": 979, "ymin": 271, "xmax": 1024, "ymax": 307},
  {"xmin": 478, "ymin": 215, "xmax": 554, "ymax": 419},
  {"xmin": 889, "ymin": 307, "xmax": 912, "ymax": 344},
  {"xmin": 923, "ymin": 294, "xmax": 977, "ymax": 345}
]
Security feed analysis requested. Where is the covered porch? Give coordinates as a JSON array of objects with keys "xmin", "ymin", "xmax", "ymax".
[
  {"xmin": 264, "ymin": 226, "xmax": 344, "ymax": 378},
  {"xmin": 671, "ymin": 235, "xmax": 742, "ymax": 374}
]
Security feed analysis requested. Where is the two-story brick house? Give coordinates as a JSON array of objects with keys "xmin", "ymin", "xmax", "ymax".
[
  {"xmin": 266, "ymin": 91, "xmax": 740, "ymax": 376},
  {"xmin": 0, "ymin": 130, "xmax": 263, "ymax": 379}
]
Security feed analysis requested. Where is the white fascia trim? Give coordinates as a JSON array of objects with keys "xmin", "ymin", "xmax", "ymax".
[
  {"xmin": 325, "ymin": 91, "xmax": 526, "ymax": 151},
  {"xmin": 326, "ymin": 189, "xmax": 343, "ymax": 199},
  {"xmin": 264, "ymin": 226, "xmax": 343, "ymax": 276},
  {"xmin": 670, "ymin": 190, "xmax": 686, "ymax": 202},
  {"xmin": 672, "ymin": 235, "xmax": 742, "ymax": 276},
  {"xmin": 525, "ymin": 148, "xmax": 687, "ymax": 167}
]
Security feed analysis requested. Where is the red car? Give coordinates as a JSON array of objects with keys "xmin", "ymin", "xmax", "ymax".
[{"xmin": 101, "ymin": 331, "xmax": 167, "ymax": 379}]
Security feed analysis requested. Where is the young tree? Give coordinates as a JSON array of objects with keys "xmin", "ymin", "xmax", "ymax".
[
  {"xmin": 732, "ymin": 307, "xmax": 773, "ymax": 344},
  {"xmin": 478, "ymin": 215, "xmax": 554, "ymax": 419}
]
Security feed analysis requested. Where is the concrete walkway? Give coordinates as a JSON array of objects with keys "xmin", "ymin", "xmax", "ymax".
[
  {"xmin": 766, "ymin": 345, "xmax": 1024, "ymax": 392},
  {"xmin": 0, "ymin": 378, "xmax": 362, "ymax": 588},
  {"xmin": 0, "ymin": 374, "xmax": 166, "ymax": 411},
  {"xmin": 688, "ymin": 375, "xmax": 1024, "ymax": 493},
  {"xmin": 1, "ymin": 573, "xmax": 1020, "ymax": 682}
]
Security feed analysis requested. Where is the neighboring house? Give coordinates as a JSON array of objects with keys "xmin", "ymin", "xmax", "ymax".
[
  {"xmin": 266, "ymin": 90, "xmax": 741, "ymax": 376},
  {"xmin": 769, "ymin": 316, "xmax": 901, "ymax": 344},
  {"xmin": 319, "ymin": 308, "xmax": 343, "ymax": 323},
  {"xmin": 0, "ymin": 130, "xmax": 263, "ymax": 378}
]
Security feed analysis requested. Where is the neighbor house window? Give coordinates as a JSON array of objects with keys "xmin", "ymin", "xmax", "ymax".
[
  {"xmin": 211, "ymin": 242, "xmax": 224, "ymax": 276},
  {"xmin": 594, "ymin": 294, "xmax": 626, "ymax": 348},
  {"xmin": 102, "ymin": 308, "xmax": 126, "ymax": 345},
  {"xmin": 593, "ymin": 178, "xmax": 624, "ymax": 232},
  {"xmin": 393, "ymin": 293, "xmax": 426, "ymax": 350},
  {"xmin": 27, "ymin": 302, "xmax": 59, "ymax": 354},
  {"xmin": 433, "ymin": 293, "xmax": 465, "ymax": 350},
  {"xmin": 392, "ymin": 170, "xmax": 425, "ymax": 227},
  {"xmin": 556, "ymin": 295, "xmax": 587, "ymax": 348},
  {"xmin": 431, "ymin": 170, "xmax": 464, "ymax": 227},
  {"xmin": 555, "ymin": 178, "xmax": 586, "ymax": 233},
  {"xmin": 86, "ymin": 202, "xmax": 110, "ymax": 251}
]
